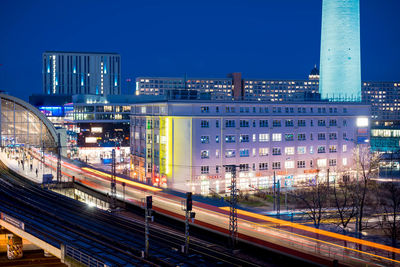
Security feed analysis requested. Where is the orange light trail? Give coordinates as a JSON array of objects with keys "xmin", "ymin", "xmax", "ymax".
[
  {"xmin": 220, "ymin": 207, "xmax": 400, "ymax": 255},
  {"xmin": 82, "ymin": 167, "xmax": 162, "ymax": 192}
]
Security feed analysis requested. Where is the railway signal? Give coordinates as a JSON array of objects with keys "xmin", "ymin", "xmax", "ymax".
[
  {"xmin": 224, "ymin": 165, "xmax": 238, "ymax": 250},
  {"xmin": 110, "ymin": 149, "xmax": 117, "ymax": 211},
  {"xmin": 182, "ymin": 192, "xmax": 195, "ymax": 254},
  {"xmin": 144, "ymin": 195, "xmax": 153, "ymax": 258}
]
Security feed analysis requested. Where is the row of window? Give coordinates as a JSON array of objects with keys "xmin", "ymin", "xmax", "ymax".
[
  {"xmin": 199, "ymin": 158, "xmax": 346, "ymax": 174},
  {"xmin": 200, "ymin": 145, "xmax": 346, "ymax": 159},
  {"xmin": 200, "ymin": 119, "xmax": 344, "ymax": 128},
  {"xmin": 199, "ymin": 133, "xmax": 344, "ymax": 144},
  {"xmin": 200, "ymin": 106, "xmax": 347, "ymax": 114}
]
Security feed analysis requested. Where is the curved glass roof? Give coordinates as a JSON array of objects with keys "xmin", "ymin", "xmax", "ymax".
[{"xmin": 0, "ymin": 94, "xmax": 57, "ymax": 150}]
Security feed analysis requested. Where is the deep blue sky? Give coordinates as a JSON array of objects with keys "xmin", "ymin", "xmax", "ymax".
[{"xmin": 0, "ymin": 0, "xmax": 399, "ymax": 100}]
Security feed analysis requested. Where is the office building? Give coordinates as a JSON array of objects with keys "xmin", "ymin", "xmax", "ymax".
[
  {"xmin": 319, "ymin": 0, "xmax": 361, "ymax": 101},
  {"xmin": 130, "ymin": 100, "xmax": 370, "ymax": 194},
  {"xmin": 43, "ymin": 51, "xmax": 121, "ymax": 96}
]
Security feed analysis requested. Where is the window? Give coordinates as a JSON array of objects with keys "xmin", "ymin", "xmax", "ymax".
[
  {"xmin": 297, "ymin": 133, "xmax": 306, "ymax": 141},
  {"xmin": 216, "ymin": 107, "xmax": 219, "ymax": 113},
  {"xmin": 297, "ymin": 160, "xmax": 306, "ymax": 168},
  {"xmin": 216, "ymin": 150, "xmax": 220, "ymax": 158},
  {"xmin": 329, "ymin": 159, "xmax": 337, "ymax": 166},
  {"xmin": 240, "ymin": 134, "xmax": 249, "ymax": 142},
  {"xmin": 343, "ymin": 108, "xmax": 347, "ymax": 113},
  {"xmin": 201, "ymin": 166, "xmax": 209, "ymax": 174},
  {"xmin": 329, "ymin": 133, "xmax": 337, "ymax": 140},
  {"xmin": 252, "ymin": 148, "xmax": 256, "ymax": 156},
  {"xmin": 310, "ymin": 120, "xmax": 314, "ymax": 126},
  {"xmin": 272, "ymin": 162, "xmax": 281, "ymax": 170},
  {"xmin": 216, "ymin": 165, "xmax": 220, "ymax": 173},
  {"xmin": 342, "ymin": 144, "xmax": 347, "ymax": 152},
  {"xmin": 285, "ymin": 134, "xmax": 294, "ymax": 141},
  {"xmin": 225, "ymin": 120, "xmax": 235, "ymax": 128},
  {"xmin": 329, "ymin": 145, "xmax": 337, "ymax": 153},
  {"xmin": 272, "ymin": 133, "xmax": 282, "ymax": 141},
  {"xmin": 259, "ymin": 133, "xmax": 269, "ymax": 142},
  {"xmin": 239, "ymin": 149, "xmax": 249, "ymax": 157},
  {"xmin": 329, "ymin": 119, "xmax": 337, "ymax": 126},
  {"xmin": 201, "ymin": 120, "xmax": 209, "ymax": 128},
  {"xmin": 259, "ymin": 148, "xmax": 269, "ymax": 156},
  {"xmin": 259, "ymin": 120, "xmax": 268, "ymax": 127},
  {"xmin": 343, "ymin": 132, "xmax": 347, "ymax": 139},
  {"xmin": 216, "ymin": 135, "xmax": 219, "ymax": 143},
  {"xmin": 201, "ymin": 150, "xmax": 209, "ymax": 159},
  {"xmin": 239, "ymin": 164, "xmax": 249, "ymax": 171},
  {"xmin": 285, "ymin": 161, "xmax": 294, "ymax": 169},
  {"xmin": 285, "ymin": 147, "xmax": 295, "ymax": 155},
  {"xmin": 318, "ymin": 133, "xmax": 326, "ymax": 140},
  {"xmin": 317, "ymin": 159, "xmax": 327, "ymax": 167},
  {"xmin": 285, "ymin": 120, "xmax": 294, "ymax": 127},
  {"xmin": 297, "ymin": 146, "xmax": 306, "ymax": 154},
  {"xmin": 318, "ymin": 146, "xmax": 326, "ymax": 153},
  {"xmin": 252, "ymin": 134, "xmax": 256, "ymax": 142},
  {"xmin": 200, "ymin": 136, "xmax": 209, "ymax": 144},
  {"xmin": 318, "ymin": 120, "xmax": 326, "ymax": 126},
  {"xmin": 310, "ymin": 146, "xmax": 314, "ymax": 154},
  {"xmin": 216, "ymin": 120, "xmax": 219, "ymax": 128},
  {"xmin": 201, "ymin": 106, "xmax": 209, "ymax": 113},
  {"xmin": 297, "ymin": 120, "xmax": 306, "ymax": 127},
  {"xmin": 343, "ymin": 120, "xmax": 347, "ymax": 127},
  {"xmin": 225, "ymin": 149, "xmax": 236, "ymax": 158},
  {"xmin": 240, "ymin": 120, "xmax": 249, "ymax": 127},
  {"xmin": 225, "ymin": 135, "xmax": 236, "ymax": 143},
  {"xmin": 259, "ymin": 163, "xmax": 268, "ymax": 170},
  {"xmin": 273, "ymin": 120, "xmax": 281, "ymax": 127},
  {"xmin": 272, "ymin": 147, "xmax": 281, "ymax": 155},
  {"xmin": 343, "ymin": 158, "xmax": 347, "ymax": 166}
]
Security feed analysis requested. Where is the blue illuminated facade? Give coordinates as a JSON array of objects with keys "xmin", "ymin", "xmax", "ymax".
[{"xmin": 319, "ymin": 0, "xmax": 361, "ymax": 101}]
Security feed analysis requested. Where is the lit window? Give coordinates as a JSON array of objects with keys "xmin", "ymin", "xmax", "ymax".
[
  {"xmin": 272, "ymin": 133, "xmax": 282, "ymax": 142},
  {"xmin": 285, "ymin": 161, "xmax": 294, "ymax": 169},
  {"xmin": 285, "ymin": 147, "xmax": 295, "ymax": 155},
  {"xmin": 317, "ymin": 159, "xmax": 327, "ymax": 167}
]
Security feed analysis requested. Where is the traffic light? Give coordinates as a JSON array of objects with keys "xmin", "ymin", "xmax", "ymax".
[
  {"xmin": 146, "ymin": 196, "xmax": 152, "ymax": 209},
  {"xmin": 186, "ymin": 192, "xmax": 192, "ymax": 211}
]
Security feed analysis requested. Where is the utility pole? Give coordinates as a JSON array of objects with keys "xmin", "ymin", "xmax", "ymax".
[
  {"xmin": 355, "ymin": 144, "xmax": 360, "ymax": 238},
  {"xmin": 277, "ymin": 180, "xmax": 281, "ymax": 218},
  {"xmin": 273, "ymin": 171, "xmax": 276, "ymax": 212},
  {"xmin": 144, "ymin": 195, "xmax": 152, "ymax": 258},
  {"xmin": 183, "ymin": 192, "xmax": 195, "ymax": 254},
  {"xmin": 57, "ymin": 133, "xmax": 61, "ymax": 183},
  {"xmin": 110, "ymin": 149, "xmax": 117, "ymax": 211},
  {"xmin": 225, "ymin": 165, "xmax": 238, "ymax": 250}
]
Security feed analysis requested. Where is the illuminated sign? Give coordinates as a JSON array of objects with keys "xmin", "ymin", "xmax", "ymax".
[
  {"xmin": 91, "ymin": 127, "xmax": 102, "ymax": 133},
  {"xmin": 85, "ymin": 137, "xmax": 98, "ymax": 143},
  {"xmin": 356, "ymin": 117, "xmax": 369, "ymax": 127}
]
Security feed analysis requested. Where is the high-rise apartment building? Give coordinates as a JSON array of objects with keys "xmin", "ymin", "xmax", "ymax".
[
  {"xmin": 319, "ymin": 0, "xmax": 361, "ymax": 100},
  {"xmin": 43, "ymin": 51, "xmax": 121, "ymax": 96}
]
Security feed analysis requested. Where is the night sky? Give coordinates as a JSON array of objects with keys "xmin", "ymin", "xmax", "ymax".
[{"xmin": 0, "ymin": 0, "xmax": 399, "ymax": 101}]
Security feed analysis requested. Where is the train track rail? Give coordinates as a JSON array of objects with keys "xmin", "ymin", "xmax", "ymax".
[{"xmin": 0, "ymin": 160, "xmax": 262, "ymax": 267}]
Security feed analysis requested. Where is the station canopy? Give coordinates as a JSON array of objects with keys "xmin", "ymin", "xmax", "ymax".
[{"xmin": 0, "ymin": 93, "xmax": 58, "ymax": 150}]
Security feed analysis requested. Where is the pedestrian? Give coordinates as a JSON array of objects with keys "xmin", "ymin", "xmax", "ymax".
[
  {"xmin": 36, "ymin": 168, "xmax": 38, "ymax": 177},
  {"xmin": 30, "ymin": 163, "xmax": 33, "ymax": 171}
]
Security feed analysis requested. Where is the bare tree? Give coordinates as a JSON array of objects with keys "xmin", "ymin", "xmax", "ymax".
[
  {"xmin": 332, "ymin": 173, "xmax": 357, "ymax": 232},
  {"xmin": 292, "ymin": 175, "xmax": 329, "ymax": 229},
  {"xmin": 355, "ymin": 145, "xmax": 380, "ymax": 236},
  {"xmin": 377, "ymin": 181, "xmax": 400, "ymax": 248}
]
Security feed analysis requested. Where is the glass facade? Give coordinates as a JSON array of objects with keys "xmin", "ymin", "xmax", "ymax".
[{"xmin": 0, "ymin": 96, "xmax": 56, "ymax": 150}]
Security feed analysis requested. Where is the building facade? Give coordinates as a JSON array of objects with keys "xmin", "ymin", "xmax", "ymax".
[
  {"xmin": 43, "ymin": 51, "xmax": 121, "ymax": 96},
  {"xmin": 319, "ymin": 0, "xmax": 361, "ymax": 101},
  {"xmin": 130, "ymin": 100, "xmax": 370, "ymax": 194}
]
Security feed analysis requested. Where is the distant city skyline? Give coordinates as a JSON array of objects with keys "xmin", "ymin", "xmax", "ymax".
[{"xmin": 0, "ymin": 0, "xmax": 399, "ymax": 100}]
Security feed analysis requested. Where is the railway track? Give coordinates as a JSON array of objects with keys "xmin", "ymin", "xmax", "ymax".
[{"xmin": 0, "ymin": 160, "xmax": 262, "ymax": 266}]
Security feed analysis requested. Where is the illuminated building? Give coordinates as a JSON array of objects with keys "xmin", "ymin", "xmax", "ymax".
[
  {"xmin": 43, "ymin": 51, "xmax": 121, "ymax": 96},
  {"xmin": 130, "ymin": 100, "xmax": 370, "ymax": 194},
  {"xmin": 319, "ymin": 0, "xmax": 361, "ymax": 101}
]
